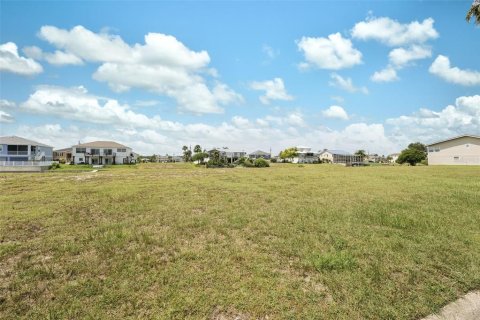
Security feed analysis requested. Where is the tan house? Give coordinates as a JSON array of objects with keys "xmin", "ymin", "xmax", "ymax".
[
  {"xmin": 53, "ymin": 147, "xmax": 72, "ymax": 163},
  {"xmin": 427, "ymin": 134, "xmax": 480, "ymax": 165}
]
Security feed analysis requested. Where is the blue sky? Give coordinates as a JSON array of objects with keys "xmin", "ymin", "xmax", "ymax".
[{"xmin": 1, "ymin": 0, "xmax": 479, "ymax": 155}]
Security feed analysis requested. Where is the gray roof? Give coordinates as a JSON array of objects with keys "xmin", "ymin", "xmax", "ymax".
[
  {"xmin": 319, "ymin": 149, "xmax": 352, "ymax": 156},
  {"xmin": 248, "ymin": 150, "xmax": 270, "ymax": 156},
  {"xmin": 54, "ymin": 147, "xmax": 72, "ymax": 152},
  {"xmin": 0, "ymin": 135, "xmax": 53, "ymax": 148},
  {"xmin": 72, "ymin": 141, "xmax": 130, "ymax": 148},
  {"xmin": 427, "ymin": 134, "xmax": 480, "ymax": 146}
]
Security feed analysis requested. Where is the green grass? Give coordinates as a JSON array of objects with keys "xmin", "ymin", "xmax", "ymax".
[{"xmin": 1, "ymin": 163, "xmax": 479, "ymax": 319}]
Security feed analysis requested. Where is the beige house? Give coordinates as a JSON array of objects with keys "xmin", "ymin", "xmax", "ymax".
[
  {"xmin": 427, "ymin": 135, "xmax": 480, "ymax": 165},
  {"xmin": 72, "ymin": 141, "xmax": 136, "ymax": 165}
]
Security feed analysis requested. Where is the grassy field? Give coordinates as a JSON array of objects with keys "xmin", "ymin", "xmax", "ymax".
[{"xmin": 1, "ymin": 163, "xmax": 479, "ymax": 319}]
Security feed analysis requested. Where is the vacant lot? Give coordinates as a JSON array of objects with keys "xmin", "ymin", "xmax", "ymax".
[{"xmin": 1, "ymin": 164, "xmax": 479, "ymax": 319}]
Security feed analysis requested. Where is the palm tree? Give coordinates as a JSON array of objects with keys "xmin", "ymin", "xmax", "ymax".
[{"xmin": 466, "ymin": 0, "xmax": 480, "ymax": 25}]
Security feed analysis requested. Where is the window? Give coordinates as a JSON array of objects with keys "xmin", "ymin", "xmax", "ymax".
[
  {"xmin": 0, "ymin": 145, "xmax": 2, "ymax": 152},
  {"xmin": 454, "ymin": 156, "xmax": 460, "ymax": 161},
  {"xmin": 117, "ymin": 148, "xmax": 126, "ymax": 152},
  {"xmin": 7, "ymin": 145, "xmax": 28, "ymax": 155},
  {"xmin": 435, "ymin": 147, "xmax": 440, "ymax": 152},
  {"xmin": 104, "ymin": 149, "xmax": 113, "ymax": 155},
  {"xmin": 91, "ymin": 149, "xmax": 100, "ymax": 155},
  {"xmin": 79, "ymin": 158, "xmax": 83, "ymax": 161},
  {"xmin": 428, "ymin": 147, "xmax": 434, "ymax": 153},
  {"xmin": 466, "ymin": 144, "xmax": 470, "ymax": 148},
  {"xmin": 76, "ymin": 148, "xmax": 86, "ymax": 153}
]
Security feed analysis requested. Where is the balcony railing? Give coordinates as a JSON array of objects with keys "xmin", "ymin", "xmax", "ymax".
[
  {"xmin": 1, "ymin": 161, "xmax": 52, "ymax": 166},
  {"xmin": 7, "ymin": 151, "xmax": 29, "ymax": 155}
]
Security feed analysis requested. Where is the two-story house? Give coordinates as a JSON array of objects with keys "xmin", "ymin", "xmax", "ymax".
[
  {"xmin": 0, "ymin": 136, "xmax": 53, "ymax": 162},
  {"xmin": 72, "ymin": 141, "xmax": 135, "ymax": 165}
]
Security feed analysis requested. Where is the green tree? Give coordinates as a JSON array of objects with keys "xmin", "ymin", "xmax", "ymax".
[
  {"xmin": 194, "ymin": 145, "xmax": 202, "ymax": 153},
  {"xmin": 354, "ymin": 149, "xmax": 367, "ymax": 160},
  {"xmin": 397, "ymin": 147, "xmax": 426, "ymax": 166},
  {"xmin": 192, "ymin": 152, "xmax": 208, "ymax": 164},
  {"xmin": 279, "ymin": 147, "xmax": 298, "ymax": 162},
  {"xmin": 466, "ymin": 0, "xmax": 480, "ymax": 25},
  {"xmin": 182, "ymin": 146, "xmax": 192, "ymax": 162}
]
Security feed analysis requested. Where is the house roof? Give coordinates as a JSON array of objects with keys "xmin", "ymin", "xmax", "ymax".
[
  {"xmin": 0, "ymin": 135, "xmax": 53, "ymax": 148},
  {"xmin": 72, "ymin": 141, "xmax": 130, "ymax": 149},
  {"xmin": 54, "ymin": 147, "xmax": 72, "ymax": 152},
  {"xmin": 319, "ymin": 149, "xmax": 352, "ymax": 156},
  {"xmin": 427, "ymin": 134, "xmax": 480, "ymax": 146},
  {"xmin": 248, "ymin": 150, "xmax": 270, "ymax": 156}
]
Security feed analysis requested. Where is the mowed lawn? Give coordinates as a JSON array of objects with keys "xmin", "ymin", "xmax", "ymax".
[{"xmin": 1, "ymin": 164, "xmax": 479, "ymax": 319}]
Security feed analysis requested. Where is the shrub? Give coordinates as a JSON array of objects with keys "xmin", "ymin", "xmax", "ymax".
[
  {"xmin": 49, "ymin": 163, "xmax": 61, "ymax": 170},
  {"xmin": 270, "ymin": 158, "xmax": 277, "ymax": 163},
  {"xmin": 243, "ymin": 159, "xmax": 255, "ymax": 167},
  {"xmin": 254, "ymin": 158, "xmax": 269, "ymax": 168}
]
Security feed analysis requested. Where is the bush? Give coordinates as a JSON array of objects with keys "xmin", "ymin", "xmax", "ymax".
[
  {"xmin": 270, "ymin": 158, "xmax": 277, "ymax": 163},
  {"xmin": 49, "ymin": 163, "xmax": 61, "ymax": 170},
  {"xmin": 420, "ymin": 159, "xmax": 428, "ymax": 166},
  {"xmin": 254, "ymin": 158, "xmax": 269, "ymax": 168},
  {"xmin": 243, "ymin": 159, "xmax": 255, "ymax": 167}
]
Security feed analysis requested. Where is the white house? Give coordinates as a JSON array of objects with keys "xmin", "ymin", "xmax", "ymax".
[
  {"xmin": 292, "ymin": 146, "xmax": 318, "ymax": 163},
  {"xmin": 72, "ymin": 141, "xmax": 135, "ymax": 165},
  {"xmin": 318, "ymin": 149, "xmax": 362, "ymax": 164},
  {"xmin": 427, "ymin": 134, "xmax": 480, "ymax": 165},
  {"xmin": 388, "ymin": 153, "xmax": 400, "ymax": 163}
]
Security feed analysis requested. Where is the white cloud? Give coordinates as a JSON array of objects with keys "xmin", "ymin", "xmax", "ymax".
[
  {"xmin": 0, "ymin": 99, "xmax": 16, "ymax": 109},
  {"xmin": 297, "ymin": 33, "xmax": 362, "ymax": 70},
  {"xmin": 231, "ymin": 115, "xmax": 251, "ymax": 128},
  {"xmin": 262, "ymin": 44, "xmax": 278, "ymax": 59},
  {"xmin": 250, "ymin": 78, "xmax": 294, "ymax": 104},
  {"xmin": 23, "ymin": 46, "xmax": 83, "ymax": 66},
  {"xmin": 0, "ymin": 110, "xmax": 14, "ymax": 123},
  {"xmin": 371, "ymin": 67, "xmax": 399, "ymax": 83},
  {"xmin": 351, "ymin": 17, "xmax": 438, "ymax": 46},
  {"xmin": 387, "ymin": 95, "xmax": 480, "ymax": 145},
  {"xmin": 20, "ymin": 85, "xmax": 181, "ymax": 131},
  {"xmin": 389, "ymin": 45, "xmax": 432, "ymax": 68},
  {"xmin": 0, "ymin": 42, "xmax": 43, "ymax": 75},
  {"xmin": 134, "ymin": 100, "xmax": 160, "ymax": 107},
  {"xmin": 329, "ymin": 73, "xmax": 368, "ymax": 94},
  {"xmin": 429, "ymin": 55, "xmax": 480, "ymax": 86},
  {"xmin": 36, "ymin": 25, "xmax": 242, "ymax": 114},
  {"xmin": 322, "ymin": 105, "xmax": 349, "ymax": 120}
]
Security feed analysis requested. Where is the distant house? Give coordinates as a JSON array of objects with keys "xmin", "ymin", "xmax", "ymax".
[
  {"xmin": 53, "ymin": 147, "xmax": 72, "ymax": 163},
  {"xmin": 72, "ymin": 141, "xmax": 135, "ymax": 165},
  {"xmin": 0, "ymin": 136, "xmax": 53, "ymax": 162},
  {"xmin": 207, "ymin": 149, "xmax": 246, "ymax": 163},
  {"xmin": 248, "ymin": 150, "xmax": 271, "ymax": 160},
  {"xmin": 427, "ymin": 134, "xmax": 480, "ymax": 165},
  {"xmin": 388, "ymin": 153, "xmax": 400, "ymax": 163},
  {"xmin": 318, "ymin": 149, "xmax": 362, "ymax": 164},
  {"xmin": 292, "ymin": 146, "xmax": 318, "ymax": 164}
]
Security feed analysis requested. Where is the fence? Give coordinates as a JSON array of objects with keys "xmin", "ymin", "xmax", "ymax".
[{"xmin": 0, "ymin": 161, "xmax": 53, "ymax": 167}]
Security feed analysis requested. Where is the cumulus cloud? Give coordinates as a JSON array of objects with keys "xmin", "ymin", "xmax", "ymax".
[
  {"xmin": 297, "ymin": 33, "xmax": 362, "ymax": 70},
  {"xmin": 23, "ymin": 46, "xmax": 83, "ymax": 65},
  {"xmin": 35, "ymin": 25, "xmax": 242, "ymax": 114},
  {"xmin": 371, "ymin": 67, "xmax": 399, "ymax": 83},
  {"xmin": 389, "ymin": 45, "xmax": 432, "ymax": 68},
  {"xmin": 0, "ymin": 42, "xmax": 43, "ymax": 75},
  {"xmin": 250, "ymin": 78, "xmax": 293, "ymax": 104},
  {"xmin": 351, "ymin": 17, "xmax": 438, "ymax": 46},
  {"xmin": 429, "ymin": 55, "xmax": 480, "ymax": 86},
  {"xmin": 20, "ymin": 85, "xmax": 181, "ymax": 130},
  {"xmin": 322, "ymin": 105, "xmax": 349, "ymax": 120},
  {"xmin": 387, "ymin": 95, "xmax": 480, "ymax": 145},
  {"xmin": 329, "ymin": 73, "xmax": 368, "ymax": 94}
]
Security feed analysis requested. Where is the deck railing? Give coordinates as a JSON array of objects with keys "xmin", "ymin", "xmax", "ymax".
[{"xmin": 0, "ymin": 161, "xmax": 53, "ymax": 167}]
